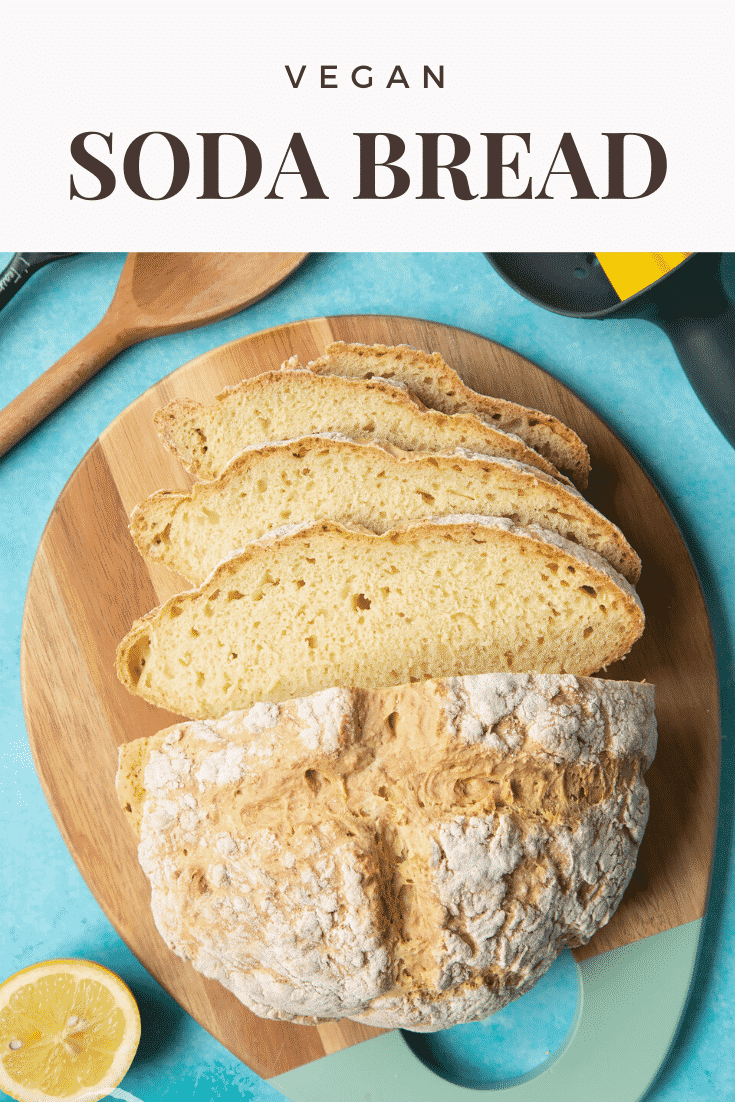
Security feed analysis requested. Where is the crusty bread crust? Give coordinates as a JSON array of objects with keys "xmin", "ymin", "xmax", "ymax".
[
  {"xmin": 153, "ymin": 370, "xmax": 570, "ymax": 484},
  {"xmin": 130, "ymin": 434, "xmax": 640, "ymax": 585},
  {"xmin": 118, "ymin": 672, "xmax": 655, "ymax": 1029},
  {"xmin": 302, "ymin": 342, "xmax": 591, "ymax": 489},
  {"xmin": 116, "ymin": 516, "xmax": 644, "ymax": 720},
  {"xmin": 116, "ymin": 339, "xmax": 651, "ymax": 1034}
]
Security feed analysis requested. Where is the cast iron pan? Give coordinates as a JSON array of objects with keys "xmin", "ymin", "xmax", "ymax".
[{"xmin": 486, "ymin": 252, "xmax": 735, "ymax": 449}]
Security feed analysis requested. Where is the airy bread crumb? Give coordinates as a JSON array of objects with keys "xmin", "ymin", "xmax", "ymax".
[
  {"xmin": 302, "ymin": 341, "xmax": 591, "ymax": 488},
  {"xmin": 116, "ymin": 516, "xmax": 644, "ymax": 720},
  {"xmin": 153, "ymin": 370, "xmax": 570, "ymax": 483},
  {"xmin": 130, "ymin": 435, "xmax": 639, "ymax": 586}
]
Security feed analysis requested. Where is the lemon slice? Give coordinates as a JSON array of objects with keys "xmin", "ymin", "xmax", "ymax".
[{"xmin": 0, "ymin": 959, "xmax": 141, "ymax": 1102}]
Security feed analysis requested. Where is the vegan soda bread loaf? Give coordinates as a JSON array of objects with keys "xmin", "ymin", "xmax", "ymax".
[
  {"xmin": 116, "ymin": 516, "xmax": 644, "ymax": 720},
  {"xmin": 130, "ymin": 434, "xmax": 640, "ymax": 586},
  {"xmin": 298, "ymin": 342, "xmax": 591, "ymax": 489},
  {"xmin": 117, "ymin": 672, "xmax": 656, "ymax": 1029},
  {"xmin": 153, "ymin": 370, "xmax": 569, "ymax": 483}
]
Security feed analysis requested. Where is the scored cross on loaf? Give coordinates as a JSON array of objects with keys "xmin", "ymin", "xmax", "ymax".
[{"xmin": 117, "ymin": 672, "xmax": 657, "ymax": 1031}]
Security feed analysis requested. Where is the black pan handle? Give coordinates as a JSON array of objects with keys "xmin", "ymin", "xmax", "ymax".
[
  {"xmin": 643, "ymin": 256, "xmax": 735, "ymax": 449},
  {"xmin": 0, "ymin": 253, "xmax": 77, "ymax": 313},
  {"xmin": 652, "ymin": 313, "xmax": 735, "ymax": 449}
]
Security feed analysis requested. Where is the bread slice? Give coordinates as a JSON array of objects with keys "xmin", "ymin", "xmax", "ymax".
[
  {"xmin": 153, "ymin": 370, "xmax": 569, "ymax": 483},
  {"xmin": 116, "ymin": 516, "xmax": 644, "ymax": 720},
  {"xmin": 117, "ymin": 672, "xmax": 656, "ymax": 1029},
  {"xmin": 130, "ymin": 434, "xmax": 641, "ymax": 586},
  {"xmin": 299, "ymin": 342, "xmax": 591, "ymax": 489}
]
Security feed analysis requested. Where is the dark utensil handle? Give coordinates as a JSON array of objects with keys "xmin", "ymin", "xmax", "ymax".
[
  {"xmin": 652, "ymin": 307, "xmax": 735, "ymax": 450},
  {"xmin": 0, "ymin": 254, "xmax": 35, "ymax": 310},
  {"xmin": 0, "ymin": 253, "xmax": 77, "ymax": 312}
]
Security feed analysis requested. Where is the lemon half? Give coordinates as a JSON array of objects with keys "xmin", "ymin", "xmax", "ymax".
[{"xmin": 0, "ymin": 959, "xmax": 141, "ymax": 1102}]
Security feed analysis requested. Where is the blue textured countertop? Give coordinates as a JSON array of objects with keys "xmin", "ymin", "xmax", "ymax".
[{"xmin": 1, "ymin": 252, "xmax": 733, "ymax": 1101}]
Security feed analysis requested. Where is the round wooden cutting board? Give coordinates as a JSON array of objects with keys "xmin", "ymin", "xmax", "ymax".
[{"xmin": 21, "ymin": 316, "xmax": 719, "ymax": 1080}]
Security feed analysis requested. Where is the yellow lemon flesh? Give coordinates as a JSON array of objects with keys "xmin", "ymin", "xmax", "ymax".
[{"xmin": 0, "ymin": 959, "xmax": 141, "ymax": 1102}]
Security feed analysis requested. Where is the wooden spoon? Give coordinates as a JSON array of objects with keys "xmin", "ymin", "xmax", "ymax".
[{"xmin": 0, "ymin": 252, "xmax": 308, "ymax": 457}]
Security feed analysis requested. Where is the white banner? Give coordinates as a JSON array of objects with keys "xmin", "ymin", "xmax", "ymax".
[{"xmin": 2, "ymin": 4, "xmax": 732, "ymax": 248}]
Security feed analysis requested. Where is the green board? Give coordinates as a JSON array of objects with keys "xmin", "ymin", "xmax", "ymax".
[{"xmin": 271, "ymin": 920, "xmax": 701, "ymax": 1101}]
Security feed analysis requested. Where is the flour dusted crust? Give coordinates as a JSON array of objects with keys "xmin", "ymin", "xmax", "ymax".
[
  {"xmin": 116, "ymin": 516, "xmax": 644, "ymax": 720},
  {"xmin": 130, "ymin": 434, "xmax": 640, "ymax": 586},
  {"xmin": 152, "ymin": 369, "xmax": 569, "ymax": 484},
  {"xmin": 117, "ymin": 673, "xmax": 656, "ymax": 1030},
  {"xmin": 118, "ymin": 339, "xmax": 653, "ymax": 1032},
  {"xmin": 299, "ymin": 342, "xmax": 591, "ymax": 489}
]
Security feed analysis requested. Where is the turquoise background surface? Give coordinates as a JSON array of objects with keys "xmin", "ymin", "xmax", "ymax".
[{"xmin": 0, "ymin": 252, "xmax": 733, "ymax": 1100}]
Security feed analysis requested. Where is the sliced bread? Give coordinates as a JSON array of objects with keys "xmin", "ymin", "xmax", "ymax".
[
  {"xmin": 153, "ymin": 370, "xmax": 569, "ymax": 483},
  {"xmin": 299, "ymin": 342, "xmax": 591, "ymax": 488},
  {"xmin": 116, "ymin": 516, "xmax": 644, "ymax": 720},
  {"xmin": 117, "ymin": 673, "xmax": 656, "ymax": 1029},
  {"xmin": 130, "ymin": 434, "xmax": 640, "ymax": 586}
]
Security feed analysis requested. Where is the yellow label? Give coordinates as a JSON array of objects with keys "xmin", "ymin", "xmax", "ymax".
[{"xmin": 595, "ymin": 253, "xmax": 692, "ymax": 301}]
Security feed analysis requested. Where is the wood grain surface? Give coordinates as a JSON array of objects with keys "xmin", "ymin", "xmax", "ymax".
[{"xmin": 20, "ymin": 315, "xmax": 719, "ymax": 1078}]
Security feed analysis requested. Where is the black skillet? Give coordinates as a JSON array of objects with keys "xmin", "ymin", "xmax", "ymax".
[{"xmin": 486, "ymin": 253, "xmax": 735, "ymax": 449}]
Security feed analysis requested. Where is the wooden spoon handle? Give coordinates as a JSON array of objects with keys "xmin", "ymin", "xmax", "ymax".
[{"xmin": 0, "ymin": 317, "xmax": 138, "ymax": 458}]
